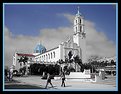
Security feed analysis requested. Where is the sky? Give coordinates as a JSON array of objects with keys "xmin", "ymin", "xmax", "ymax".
[{"xmin": 4, "ymin": 3, "xmax": 117, "ymax": 67}]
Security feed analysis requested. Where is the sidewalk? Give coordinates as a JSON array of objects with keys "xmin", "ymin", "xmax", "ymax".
[{"xmin": 5, "ymin": 75, "xmax": 116, "ymax": 91}]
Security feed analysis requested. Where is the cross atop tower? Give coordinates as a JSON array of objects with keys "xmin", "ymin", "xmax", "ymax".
[
  {"xmin": 78, "ymin": 6, "xmax": 80, "ymax": 14},
  {"xmin": 76, "ymin": 6, "xmax": 81, "ymax": 16}
]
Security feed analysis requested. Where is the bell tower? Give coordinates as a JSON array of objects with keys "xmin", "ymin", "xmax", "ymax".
[
  {"xmin": 74, "ymin": 6, "xmax": 84, "ymax": 34},
  {"xmin": 73, "ymin": 6, "xmax": 86, "ymax": 63}
]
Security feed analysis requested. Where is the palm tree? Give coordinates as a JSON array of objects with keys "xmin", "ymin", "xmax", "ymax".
[
  {"xmin": 68, "ymin": 51, "xmax": 73, "ymax": 60},
  {"xmin": 18, "ymin": 56, "xmax": 28, "ymax": 75},
  {"xmin": 23, "ymin": 56, "xmax": 29, "ymax": 65},
  {"xmin": 68, "ymin": 51, "xmax": 73, "ymax": 68},
  {"xmin": 18, "ymin": 56, "xmax": 24, "ymax": 68}
]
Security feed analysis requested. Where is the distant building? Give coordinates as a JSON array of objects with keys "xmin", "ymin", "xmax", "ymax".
[
  {"xmin": 105, "ymin": 65, "xmax": 116, "ymax": 75},
  {"xmin": 13, "ymin": 53, "xmax": 35, "ymax": 70}
]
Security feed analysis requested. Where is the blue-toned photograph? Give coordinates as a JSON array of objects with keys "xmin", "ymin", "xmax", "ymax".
[{"xmin": 3, "ymin": 3, "xmax": 118, "ymax": 91}]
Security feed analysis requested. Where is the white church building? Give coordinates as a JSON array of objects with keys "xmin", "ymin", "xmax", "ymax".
[
  {"xmin": 13, "ymin": 7, "xmax": 86, "ymax": 69},
  {"xmin": 34, "ymin": 7, "xmax": 86, "ymax": 64}
]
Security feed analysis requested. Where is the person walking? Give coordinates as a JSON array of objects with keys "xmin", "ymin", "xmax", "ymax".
[
  {"xmin": 61, "ymin": 71, "xmax": 66, "ymax": 87},
  {"xmin": 9, "ymin": 67, "xmax": 13, "ymax": 81},
  {"xmin": 45, "ymin": 73, "xmax": 54, "ymax": 89}
]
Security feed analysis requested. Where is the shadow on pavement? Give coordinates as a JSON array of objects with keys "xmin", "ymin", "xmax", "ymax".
[
  {"xmin": 5, "ymin": 84, "xmax": 45, "ymax": 89},
  {"xmin": 5, "ymin": 79, "xmax": 21, "ymax": 83},
  {"xmin": 64, "ymin": 85, "xmax": 72, "ymax": 87},
  {"xmin": 44, "ymin": 86, "xmax": 59, "ymax": 89}
]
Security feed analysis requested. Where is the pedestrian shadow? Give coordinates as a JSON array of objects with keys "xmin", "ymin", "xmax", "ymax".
[
  {"xmin": 64, "ymin": 85, "xmax": 72, "ymax": 87},
  {"xmin": 44, "ymin": 86, "xmax": 59, "ymax": 89}
]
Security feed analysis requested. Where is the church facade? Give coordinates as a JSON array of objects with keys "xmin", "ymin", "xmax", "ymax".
[
  {"xmin": 12, "ymin": 7, "xmax": 86, "ymax": 70},
  {"xmin": 34, "ymin": 8, "xmax": 86, "ymax": 64}
]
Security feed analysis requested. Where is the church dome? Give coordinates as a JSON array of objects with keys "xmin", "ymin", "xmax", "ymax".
[{"xmin": 34, "ymin": 43, "xmax": 46, "ymax": 54}]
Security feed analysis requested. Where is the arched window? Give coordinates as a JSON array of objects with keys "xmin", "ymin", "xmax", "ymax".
[
  {"xmin": 76, "ymin": 27, "xmax": 77, "ymax": 32},
  {"xmin": 76, "ymin": 20, "xmax": 77, "ymax": 23},
  {"xmin": 51, "ymin": 52, "xmax": 52, "ymax": 59},
  {"xmin": 48, "ymin": 54, "xmax": 50, "ymax": 59},
  {"xmin": 53, "ymin": 52, "xmax": 55, "ymax": 58},
  {"xmin": 44, "ymin": 55, "xmax": 45, "ymax": 60},
  {"xmin": 80, "ymin": 26, "xmax": 82, "ymax": 31},
  {"xmin": 80, "ymin": 19, "xmax": 81, "ymax": 24},
  {"xmin": 46, "ymin": 54, "xmax": 47, "ymax": 60}
]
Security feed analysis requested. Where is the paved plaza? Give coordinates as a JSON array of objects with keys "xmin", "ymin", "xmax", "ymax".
[{"xmin": 5, "ymin": 75, "xmax": 117, "ymax": 91}]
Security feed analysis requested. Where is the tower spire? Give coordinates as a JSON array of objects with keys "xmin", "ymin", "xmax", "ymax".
[
  {"xmin": 76, "ymin": 6, "xmax": 81, "ymax": 16},
  {"xmin": 78, "ymin": 6, "xmax": 80, "ymax": 14}
]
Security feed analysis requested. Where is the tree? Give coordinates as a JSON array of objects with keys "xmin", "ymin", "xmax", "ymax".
[
  {"xmin": 87, "ymin": 55, "xmax": 102, "ymax": 73},
  {"xmin": 63, "ymin": 65, "xmax": 70, "ymax": 75},
  {"xmin": 68, "ymin": 51, "xmax": 73, "ymax": 60},
  {"xmin": 54, "ymin": 64, "xmax": 60, "ymax": 75},
  {"xmin": 17, "ymin": 56, "xmax": 28, "ymax": 75},
  {"xmin": 73, "ymin": 55, "xmax": 80, "ymax": 72},
  {"xmin": 5, "ymin": 66, "xmax": 9, "ymax": 80},
  {"xmin": 68, "ymin": 51, "xmax": 73, "ymax": 69},
  {"xmin": 111, "ymin": 60, "xmax": 116, "ymax": 65},
  {"xmin": 30, "ymin": 63, "xmax": 46, "ymax": 75},
  {"xmin": 46, "ymin": 65, "xmax": 55, "ymax": 75},
  {"xmin": 18, "ymin": 56, "xmax": 23, "ymax": 68},
  {"xmin": 18, "ymin": 56, "xmax": 28, "ymax": 66},
  {"xmin": 58, "ymin": 59, "xmax": 64, "ymax": 64},
  {"xmin": 68, "ymin": 66, "xmax": 75, "ymax": 72},
  {"xmin": 69, "ymin": 54, "xmax": 83, "ymax": 72},
  {"xmin": 19, "ymin": 66, "xmax": 26, "ymax": 75},
  {"xmin": 87, "ymin": 55, "xmax": 102, "ymax": 63},
  {"xmin": 23, "ymin": 56, "xmax": 29, "ymax": 65}
]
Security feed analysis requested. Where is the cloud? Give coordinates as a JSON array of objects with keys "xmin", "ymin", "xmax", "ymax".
[
  {"xmin": 39, "ymin": 27, "xmax": 73, "ymax": 49},
  {"xmin": 62, "ymin": 13, "xmax": 74, "ymax": 24},
  {"xmin": 4, "ymin": 26, "xmax": 39, "ymax": 68},
  {"xmin": 4, "ymin": 13, "xmax": 116, "ymax": 68}
]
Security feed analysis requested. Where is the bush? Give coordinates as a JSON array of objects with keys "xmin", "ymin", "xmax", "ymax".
[
  {"xmin": 54, "ymin": 64, "xmax": 60, "ymax": 75},
  {"xmin": 29, "ymin": 64, "xmax": 60, "ymax": 76},
  {"xmin": 5, "ymin": 69, "xmax": 8, "ymax": 77},
  {"xmin": 19, "ymin": 67, "xmax": 26, "ymax": 75},
  {"xmin": 30, "ymin": 63, "xmax": 46, "ymax": 75},
  {"xmin": 68, "ymin": 67, "xmax": 75, "ymax": 72}
]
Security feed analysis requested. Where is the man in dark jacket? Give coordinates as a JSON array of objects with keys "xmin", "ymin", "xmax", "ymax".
[{"xmin": 45, "ymin": 73, "xmax": 54, "ymax": 88}]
